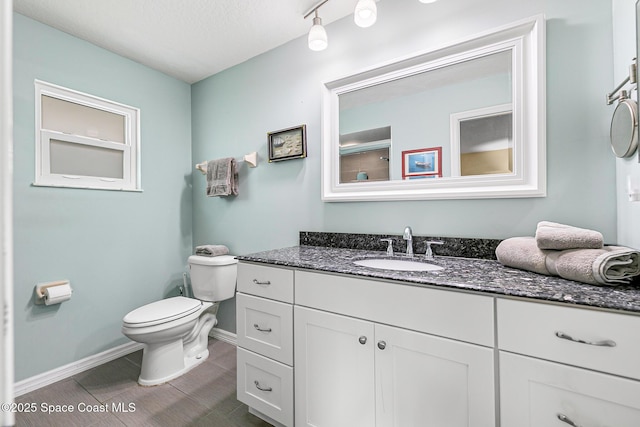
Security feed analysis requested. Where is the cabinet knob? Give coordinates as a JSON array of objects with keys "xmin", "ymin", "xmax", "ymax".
[
  {"xmin": 377, "ymin": 340, "xmax": 386, "ymax": 350},
  {"xmin": 358, "ymin": 336, "xmax": 367, "ymax": 345}
]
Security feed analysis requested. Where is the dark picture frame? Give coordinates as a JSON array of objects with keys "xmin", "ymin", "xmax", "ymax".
[{"xmin": 267, "ymin": 125, "xmax": 307, "ymax": 162}]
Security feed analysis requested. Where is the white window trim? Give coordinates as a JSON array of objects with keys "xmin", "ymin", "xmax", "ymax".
[{"xmin": 34, "ymin": 80, "xmax": 141, "ymax": 191}]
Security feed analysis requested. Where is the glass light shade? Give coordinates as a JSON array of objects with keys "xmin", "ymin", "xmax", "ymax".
[
  {"xmin": 354, "ymin": 0, "xmax": 377, "ymax": 28},
  {"xmin": 308, "ymin": 21, "xmax": 328, "ymax": 51}
]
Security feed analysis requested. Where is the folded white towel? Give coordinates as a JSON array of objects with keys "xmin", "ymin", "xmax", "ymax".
[
  {"xmin": 535, "ymin": 221, "xmax": 603, "ymax": 250},
  {"xmin": 495, "ymin": 237, "xmax": 551, "ymax": 275},
  {"xmin": 195, "ymin": 245, "xmax": 229, "ymax": 257},
  {"xmin": 206, "ymin": 158, "xmax": 238, "ymax": 197}
]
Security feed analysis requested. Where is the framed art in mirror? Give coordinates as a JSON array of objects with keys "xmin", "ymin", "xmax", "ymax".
[{"xmin": 402, "ymin": 147, "xmax": 442, "ymax": 179}]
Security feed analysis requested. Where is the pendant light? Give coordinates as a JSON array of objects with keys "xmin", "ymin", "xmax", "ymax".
[
  {"xmin": 354, "ymin": 0, "xmax": 377, "ymax": 28},
  {"xmin": 304, "ymin": 0, "xmax": 436, "ymax": 52},
  {"xmin": 308, "ymin": 9, "xmax": 328, "ymax": 51}
]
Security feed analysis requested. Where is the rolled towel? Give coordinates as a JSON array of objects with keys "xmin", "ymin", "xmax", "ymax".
[
  {"xmin": 535, "ymin": 221, "xmax": 603, "ymax": 250},
  {"xmin": 195, "ymin": 245, "xmax": 229, "ymax": 257},
  {"xmin": 206, "ymin": 158, "xmax": 238, "ymax": 197},
  {"xmin": 546, "ymin": 246, "xmax": 640, "ymax": 286},
  {"xmin": 495, "ymin": 237, "xmax": 551, "ymax": 275}
]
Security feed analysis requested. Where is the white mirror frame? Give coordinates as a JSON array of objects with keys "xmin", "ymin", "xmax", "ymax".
[{"xmin": 321, "ymin": 15, "xmax": 546, "ymax": 202}]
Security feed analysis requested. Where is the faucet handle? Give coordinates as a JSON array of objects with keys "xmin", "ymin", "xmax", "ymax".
[
  {"xmin": 380, "ymin": 238, "xmax": 394, "ymax": 256},
  {"xmin": 424, "ymin": 241, "xmax": 444, "ymax": 260}
]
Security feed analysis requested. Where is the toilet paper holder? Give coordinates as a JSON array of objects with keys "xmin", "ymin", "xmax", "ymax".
[{"xmin": 35, "ymin": 280, "xmax": 72, "ymax": 305}]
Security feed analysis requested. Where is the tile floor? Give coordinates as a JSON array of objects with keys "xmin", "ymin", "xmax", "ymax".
[{"xmin": 14, "ymin": 339, "xmax": 273, "ymax": 427}]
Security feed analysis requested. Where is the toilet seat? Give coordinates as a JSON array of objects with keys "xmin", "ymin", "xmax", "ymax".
[{"xmin": 123, "ymin": 297, "xmax": 203, "ymax": 328}]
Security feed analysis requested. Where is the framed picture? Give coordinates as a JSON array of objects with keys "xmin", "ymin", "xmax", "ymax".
[
  {"xmin": 267, "ymin": 125, "xmax": 307, "ymax": 162},
  {"xmin": 402, "ymin": 147, "xmax": 442, "ymax": 179}
]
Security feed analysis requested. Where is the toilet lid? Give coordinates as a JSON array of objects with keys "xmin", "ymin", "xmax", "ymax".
[{"xmin": 123, "ymin": 297, "xmax": 203, "ymax": 328}]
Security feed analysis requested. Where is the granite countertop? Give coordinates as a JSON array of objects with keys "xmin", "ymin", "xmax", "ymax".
[{"xmin": 237, "ymin": 245, "xmax": 640, "ymax": 314}]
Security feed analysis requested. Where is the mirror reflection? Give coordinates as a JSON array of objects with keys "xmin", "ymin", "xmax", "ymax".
[
  {"xmin": 338, "ymin": 50, "xmax": 513, "ymax": 183},
  {"xmin": 322, "ymin": 16, "xmax": 545, "ymax": 201},
  {"xmin": 339, "ymin": 127, "xmax": 390, "ymax": 183}
]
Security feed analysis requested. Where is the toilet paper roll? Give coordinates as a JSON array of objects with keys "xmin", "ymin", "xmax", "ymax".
[{"xmin": 44, "ymin": 284, "xmax": 72, "ymax": 306}]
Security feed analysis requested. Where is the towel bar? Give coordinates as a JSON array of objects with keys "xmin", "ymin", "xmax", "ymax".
[{"xmin": 196, "ymin": 152, "xmax": 258, "ymax": 174}]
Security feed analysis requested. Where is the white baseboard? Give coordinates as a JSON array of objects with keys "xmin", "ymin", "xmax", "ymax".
[
  {"xmin": 14, "ymin": 341, "xmax": 143, "ymax": 397},
  {"xmin": 14, "ymin": 328, "xmax": 236, "ymax": 397},
  {"xmin": 208, "ymin": 327, "xmax": 237, "ymax": 345}
]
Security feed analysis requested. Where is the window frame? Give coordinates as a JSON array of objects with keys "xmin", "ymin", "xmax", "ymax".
[{"xmin": 34, "ymin": 80, "xmax": 141, "ymax": 191}]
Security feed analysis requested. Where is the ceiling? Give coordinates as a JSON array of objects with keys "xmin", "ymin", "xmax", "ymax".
[{"xmin": 13, "ymin": 0, "xmax": 359, "ymax": 84}]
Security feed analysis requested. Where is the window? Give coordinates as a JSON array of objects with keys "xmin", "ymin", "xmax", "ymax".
[{"xmin": 34, "ymin": 80, "xmax": 141, "ymax": 191}]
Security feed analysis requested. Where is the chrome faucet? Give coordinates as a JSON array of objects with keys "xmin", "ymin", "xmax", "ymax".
[
  {"xmin": 402, "ymin": 226, "xmax": 413, "ymax": 257},
  {"xmin": 380, "ymin": 238, "xmax": 394, "ymax": 256},
  {"xmin": 425, "ymin": 240, "xmax": 444, "ymax": 260}
]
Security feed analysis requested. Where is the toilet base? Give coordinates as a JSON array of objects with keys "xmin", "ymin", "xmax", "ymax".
[
  {"xmin": 137, "ymin": 308, "xmax": 219, "ymax": 386},
  {"xmin": 138, "ymin": 340, "xmax": 210, "ymax": 386}
]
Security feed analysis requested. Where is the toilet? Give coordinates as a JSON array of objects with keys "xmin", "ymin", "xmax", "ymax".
[{"xmin": 122, "ymin": 254, "xmax": 237, "ymax": 386}]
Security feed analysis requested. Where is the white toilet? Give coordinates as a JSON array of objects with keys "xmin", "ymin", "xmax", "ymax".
[{"xmin": 122, "ymin": 254, "xmax": 237, "ymax": 386}]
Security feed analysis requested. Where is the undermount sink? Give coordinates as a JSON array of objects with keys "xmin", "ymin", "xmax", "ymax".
[{"xmin": 353, "ymin": 258, "xmax": 444, "ymax": 272}]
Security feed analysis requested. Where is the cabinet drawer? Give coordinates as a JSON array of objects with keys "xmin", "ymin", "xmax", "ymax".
[
  {"xmin": 237, "ymin": 348, "xmax": 294, "ymax": 427},
  {"xmin": 497, "ymin": 298, "xmax": 640, "ymax": 379},
  {"xmin": 295, "ymin": 270, "xmax": 494, "ymax": 346},
  {"xmin": 500, "ymin": 352, "xmax": 640, "ymax": 426},
  {"xmin": 237, "ymin": 293, "xmax": 293, "ymax": 366},
  {"xmin": 238, "ymin": 262, "xmax": 294, "ymax": 303}
]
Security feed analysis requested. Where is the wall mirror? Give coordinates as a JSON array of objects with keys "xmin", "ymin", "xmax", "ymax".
[{"xmin": 321, "ymin": 16, "xmax": 546, "ymax": 201}]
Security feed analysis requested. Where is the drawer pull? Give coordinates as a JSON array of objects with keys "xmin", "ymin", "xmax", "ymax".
[
  {"xmin": 253, "ymin": 324, "xmax": 272, "ymax": 333},
  {"xmin": 555, "ymin": 331, "xmax": 616, "ymax": 347},
  {"xmin": 557, "ymin": 413, "xmax": 581, "ymax": 427},
  {"xmin": 254, "ymin": 380, "xmax": 273, "ymax": 392},
  {"xmin": 252, "ymin": 279, "xmax": 271, "ymax": 286}
]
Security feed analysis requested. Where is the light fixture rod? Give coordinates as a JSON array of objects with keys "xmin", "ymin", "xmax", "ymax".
[{"xmin": 303, "ymin": 0, "xmax": 330, "ymax": 19}]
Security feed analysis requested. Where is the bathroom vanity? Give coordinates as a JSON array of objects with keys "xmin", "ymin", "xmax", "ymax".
[{"xmin": 235, "ymin": 243, "xmax": 640, "ymax": 427}]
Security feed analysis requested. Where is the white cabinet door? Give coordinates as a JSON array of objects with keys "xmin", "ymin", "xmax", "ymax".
[
  {"xmin": 375, "ymin": 324, "xmax": 495, "ymax": 427},
  {"xmin": 294, "ymin": 306, "xmax": 375, "ymax": 427},
  {"xmin": 501, "ymin": 352, "xmax": 640, "ymax": 426}
]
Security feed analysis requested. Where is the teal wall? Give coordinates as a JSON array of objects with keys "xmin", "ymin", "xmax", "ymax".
[
  {"xmin": 192, "ymin": 0, "xmax": 616, "ymax": 332},
  {"xmin": 13, "ymin": 14, "xmax": 193, "ymax": 381}
]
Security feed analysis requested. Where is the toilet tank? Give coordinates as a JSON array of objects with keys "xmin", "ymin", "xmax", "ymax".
[{"xmin": 188, "ymin": 255, "xmax": 238, "ymax": 302}]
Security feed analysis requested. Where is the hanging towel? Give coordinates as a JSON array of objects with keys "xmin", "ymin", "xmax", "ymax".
[
  {"xmin": 206, "ymin": 158, "xmax": 238, "ymax": 197},
  {"xmin": 195, "ymin": 245, "xmax": 229, "ymax": 257},
  {"xmin": 535, "ymin": 221, "xmax": 603, "ymax": 250}
]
